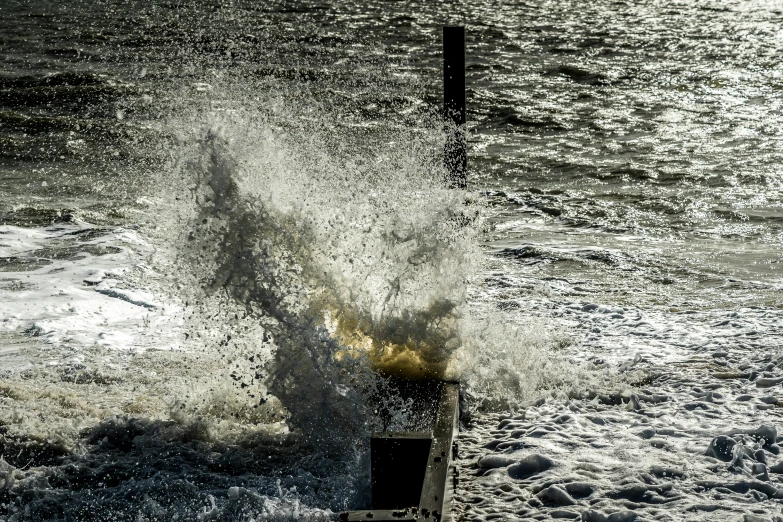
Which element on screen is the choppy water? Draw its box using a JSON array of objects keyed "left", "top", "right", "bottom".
[{"left": 1, "top": 1, "right": 782, "bottom": 521}]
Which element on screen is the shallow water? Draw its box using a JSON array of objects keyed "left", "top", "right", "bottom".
[{"left": 1, "top": 1, "right": 782, "bottom": 521}]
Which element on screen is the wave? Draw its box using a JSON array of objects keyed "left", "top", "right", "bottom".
[
  {"left": 148, "top": 80, "right": 581, "bottom": 448},
  {"left": 149, "top": 89, "right": 482, "bottom": 452}
]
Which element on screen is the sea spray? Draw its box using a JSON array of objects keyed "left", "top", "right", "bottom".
[
  {"left": 150, "top": 79, "right": 586, "bottom": 438},
  {"left": 157, "top": 96, "right": 483, "bottom": 445}
]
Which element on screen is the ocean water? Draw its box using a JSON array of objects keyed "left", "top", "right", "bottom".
[{"left": 1, "top": 1, "right": 782, "bottom": 521}]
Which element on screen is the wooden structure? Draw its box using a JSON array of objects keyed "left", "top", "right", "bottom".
[
  {"left": 339, "top": 26, "right": 467, "bottom": 522},
  {"left": 443, "top": 26, "right": 467, "bottom": 189},
  {"left": 340, "top": 383, "right": 460, "bottom": 522}
]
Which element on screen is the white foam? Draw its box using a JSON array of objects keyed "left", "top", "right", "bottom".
[
  {"left": 0, "top": 224, "right": 180, "bottom": 367},
  {"left": 453, "top": 255, "right": 783, "bottom": 521}
]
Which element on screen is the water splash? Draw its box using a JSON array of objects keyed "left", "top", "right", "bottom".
[{"left": 153, "top": 88, "right": 486, "bottom": 449}]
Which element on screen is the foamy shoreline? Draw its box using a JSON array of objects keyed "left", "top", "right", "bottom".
[{"left": 455, "top": 297, "right": 783, "bottom": 521}]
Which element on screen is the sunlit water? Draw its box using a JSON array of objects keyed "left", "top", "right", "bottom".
[{"left": 1, "top": 1, "right": 782, "bottom": 520}]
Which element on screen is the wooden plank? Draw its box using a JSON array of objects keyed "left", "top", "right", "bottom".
[
  {"left": 418, "top": 383, "right": 460, "bottom": 521},
  {"left": 371, "top": 432, "right": 432, "bottom": 510},
  {"left": 340, "top": 508, "right": 419, "bottom": 521},
  {"left": 341, "top": 383, "right": 460, "bottom": 522},
  {"left": 443, "top": 26, "right": 466, "bottom": 125},
  {"left": 443, "top": 26, "right": 467, "bottom": 189}
]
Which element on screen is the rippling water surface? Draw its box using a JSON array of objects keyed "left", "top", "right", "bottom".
[{"left": 1, "top": 1, "right": 782, "bottom": 520}]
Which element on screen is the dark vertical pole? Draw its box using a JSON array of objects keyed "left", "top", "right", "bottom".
[{"left": 443, "top": 26, "right": 466, "bottom": 189}]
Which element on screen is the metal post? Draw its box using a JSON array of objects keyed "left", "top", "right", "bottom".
[{"left": 443, "top": 26, "right": 466, "bottom": 189}]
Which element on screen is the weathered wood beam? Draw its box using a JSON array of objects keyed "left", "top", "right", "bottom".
[{"left": 341, "top": 383, "right": 460, "bottom": 522}]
